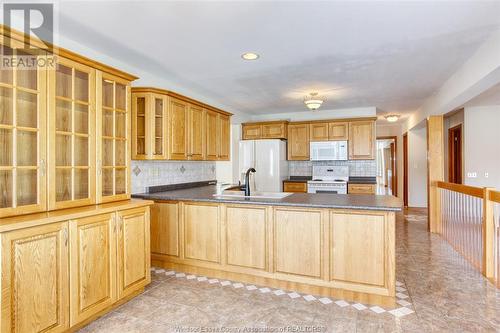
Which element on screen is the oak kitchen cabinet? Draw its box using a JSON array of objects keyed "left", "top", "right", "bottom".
[
  {"left": 348, "top": 183, "right": 376, "bottom": 194},
  {"left": 349, "top": 120, "right": 375, "bottom": 160},
  {"left": 283, "top": 181, "right": 308, "bottom": 193},
  {"left": 0, "top": 27, "right": 137, "bottom": 218},
  {"left": 287, "top": 123, "right": 310, "bottom": 160},
  {"left": 286, "top": 118, "right": 375, "bottom": 161},
  {"left": 131, "top": 92, "right": 167, "bottom": 160},
  {"left": 131, "top": 88, "right": 231, "bottom": 161},
  {"left": 242, "top": 121, "right": 288, "bottom": 140},
  {"left": 0, "top": 200, "right": 151, "bottom": 333},
  {"left": 310, "top": 122, "right": 329, "bottom": 141},
  {"left": 148, "top": 200, "right": 397, "bottom": 298}
]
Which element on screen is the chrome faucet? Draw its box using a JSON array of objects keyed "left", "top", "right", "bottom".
[{"left": 244, "top": 168, "right": 256, "bottom": 196}]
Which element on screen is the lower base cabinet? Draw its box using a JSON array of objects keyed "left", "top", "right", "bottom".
[
  {"left": 0, "top": 202, "right": 151, "bottom": 333},
  {"left": 70, "top": 213, "right": 117, "bottom": 326},
  {"left": 1, "top": 222, "right": 70, "bottom": 333}
]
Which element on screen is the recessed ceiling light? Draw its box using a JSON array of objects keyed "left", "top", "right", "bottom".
[
  {"left": 241, "top": 52, "right": 259, "bottom": 60},
  {"left": 385, "top": 115, "right": 400, "bottom": 122}
]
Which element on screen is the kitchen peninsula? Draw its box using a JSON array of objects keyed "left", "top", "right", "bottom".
[{"left": 133, "top": 183, "right": 402, "bottom": 302}]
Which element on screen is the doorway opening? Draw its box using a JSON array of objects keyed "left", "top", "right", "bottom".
[
  {"left": 376, "top": 136, "right": 397, "bottom": 196},
  {"left": 403, "top": 133, "right": 408, "bottom": 207},
  {"left": 448, "top": 124, "right": 462, "bottom": 184}
]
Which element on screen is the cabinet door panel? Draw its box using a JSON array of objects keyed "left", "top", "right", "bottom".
[
  {"left": 226, "top": 206, "right": 267, "bottom": 270},
  {"left": 329, "top": 122, "right": 348, "bottom": 140},
  {"left": 274, "top": 208, "right": 322, "bottom": 278},
  {"left": 0, "top": 48, "right": 47, "bottom": 217},
  {"left": 242, "top": 124, "right": 262, "bottom": 140},
  {"left": 188, "top": 105, "right": 205, "bottom": 160},
  {"left": 152, "top": 95, "right": 167, "bottom": 159},
  {"left": 310, "top": 123, "right": 329, "bottom": 141},
  {"left": 97, "top": 73, "right": 131, "bottom": 203},
  {"left": 1, "top": 222, "right": 69, "bottom": 333},
  {"left": 70, "top": 214, "right": 116, "bottom": 325},
  {"left": 184, "top": 203, "right": 219, "bottom": 263},
  {"left": 262, "top": 123, "right": 286, "bottom": 139},
  {"left": 49, "top": 58, "right": 96, "bottom": 210},
  {"left": 349, "top": 121, "right": 375, "bottom": 160},
  {"left": 117, "top": 207, "right": 150, "bottom": 299},
  {"left": 151, "top": 202, "right": 179, "bottom": 256},
  {"left": 287, "top": 124, "right": 309, "bottom": 160},
  {"left": 218, "top": 114, "right": 230, "bottom": 160},
  {"left": 169, "top": 98, "right": 188, "bottom": 160},
  {"left": 205, "top": 110, "right": 218, "bottom": 160},
  {"left": 331, "top": 212, "right": 385, "bottom": 286},
  {"left": 131, "top": 93, "right": 148, "bottom": 159}
]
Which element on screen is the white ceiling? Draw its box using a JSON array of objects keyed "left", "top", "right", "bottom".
[{"left": 57, "top": 1, "right": 500, "bottom": 117}]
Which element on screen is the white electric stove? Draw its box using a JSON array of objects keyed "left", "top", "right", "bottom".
[{"left": 307, "top": 166, "right": 349, "bottom": 194}]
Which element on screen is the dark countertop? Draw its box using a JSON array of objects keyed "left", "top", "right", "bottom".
[
  {"left": 348, "top": 177, "right": 377, "bottom": 184},
  {"left": 284, "top": 176, "right": 312, "bottom": 183},
  {"left": 132, "top": 185, "right": 402, "bottom": 212}
]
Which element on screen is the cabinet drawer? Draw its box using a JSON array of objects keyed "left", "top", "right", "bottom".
[
  {"left": 283, "top": 182, "right": 307, "bottom": 193},
  {"left": 348, "top": 184, "right": 376, "bottom": 194}
]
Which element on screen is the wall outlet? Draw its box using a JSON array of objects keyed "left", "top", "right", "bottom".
[
  {"left": 467, "top": 172, "right": 477, "bottom": 178},
  {"left": 484, "top": 172, "right": 489, "bottom": 178}
]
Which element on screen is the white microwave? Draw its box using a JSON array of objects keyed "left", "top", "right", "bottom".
[{"left": 310, "top": 141, "right": 348, "bottom": 161}]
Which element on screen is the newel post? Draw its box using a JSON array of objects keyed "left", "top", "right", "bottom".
[
  {"left": 427, "top": 116, "right": 444, "bottom": 233},
  {"left": 483, "top": 187, "right": 494, "bottom": 278}
]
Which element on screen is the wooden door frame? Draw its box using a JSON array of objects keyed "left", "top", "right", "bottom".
[
  {"left": 376, "top": 136, "right": 398, "bottom": 197},
  {"left": 448, "top": 124, "right": 462, "bottom": 184},
  {"left": 403, "top": 133, "right": 408, "bottom": 207}
]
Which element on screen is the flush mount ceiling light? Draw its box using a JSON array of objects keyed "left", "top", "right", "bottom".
[
  {"left": 241, "top": 52, "right": 259, "bottom": 60},
  {"left": 304, "top": 92, "right": 325, "bottom": 111},
  {"left": 385, "top": 114, "right": 400, "bottom": 122}
]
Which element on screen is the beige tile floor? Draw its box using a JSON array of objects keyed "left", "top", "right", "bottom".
[{"left": 79, "top": 209, "right": 500, "bottom": 332}]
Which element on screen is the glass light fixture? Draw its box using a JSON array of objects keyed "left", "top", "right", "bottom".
[
  {"left": 241, "top": 52, "right": 260, "bottom": 60},
  {"left": 385, "top": 115, "right": 400, "bottom": 122},
  {"left": 304, "top": 92, "right": 325, "bottom": 111}
]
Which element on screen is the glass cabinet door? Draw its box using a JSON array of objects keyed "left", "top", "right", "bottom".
[
  {"left": 49, "top": 58, "right": 96, "bottom": 209},
  {"left": 0, "top": 44, "right": 47, "bottom": 217},
  {"left": 131, "top": 93, "right": 147, "bottom": 159},
  {"left": 152, "top": 94, "right": 166, "bottom": 159},
  {"left": 98, "top": 74, "right": 130, "bottom": 203}
]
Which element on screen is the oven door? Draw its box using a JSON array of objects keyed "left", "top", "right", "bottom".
[{"left": 308, "top": 184, "right": 347, "bottom": 194}]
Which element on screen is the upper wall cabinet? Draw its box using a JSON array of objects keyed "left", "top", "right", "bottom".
[
  {"left": 287, "top": 123, "right": 310, "bottom": 160},
  {"left": 242, "top": 121, "right": 288, "bottom": 140},
  {"left": 286, "top": 118, "right": 375, "bottom": 161},
  {"left": 0, "top": 43, "right": 47, "bottom": 217},
  {"left": 131, "top": 87, "right": 231, "bottom": 161},
  {"left": 310, "top": 123, "right": 329, "bottom": 141},
  {"left": 97, "top": 73, "right": 132, "bottom": 203},
  {"left": 49, "top": 57, "right": 96, "bottom": 210},
  {"left": 0, "top": 27, "right": 137, "bottom": 217},
  {"left": 349, "top": 120, "right": 375, "bottom": 160},
  {"left": 131, "top": 92, "right": 167, "bottom": 160},
  {"left": 329, "top": 122, "right": 348, "bottom": 140}
]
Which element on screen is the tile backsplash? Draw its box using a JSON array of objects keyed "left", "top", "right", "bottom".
[
  {"left": 131, "top": 160, "right": 216, "bottom": 194},
  {"left": 289, "top": 160, "right": 376, "bottom": 177}
]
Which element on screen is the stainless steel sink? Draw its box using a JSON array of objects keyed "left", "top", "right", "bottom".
[{"left": 213, "top": 190, "right": 292, "bottom": 199}]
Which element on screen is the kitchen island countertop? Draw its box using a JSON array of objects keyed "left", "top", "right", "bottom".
[{"left": 132, "top": 185, "right": 402, "bottom": 211}]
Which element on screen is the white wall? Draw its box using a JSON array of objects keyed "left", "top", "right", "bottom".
[
  {"left": 463, "top": 106, "right": 500, "bottom": 189},
  {"left": 376, "top": 123, "right": 404, "bottom": 199},
  {"left": 403, "top": 28, "right": 500, "bottom": 133},
  {"left": 408, "top": 125, "right": 428, "bottom": 207}
]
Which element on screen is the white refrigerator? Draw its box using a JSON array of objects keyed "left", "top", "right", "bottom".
[{"left": 238, "top": 140, "right": 288, "bottom": 192}]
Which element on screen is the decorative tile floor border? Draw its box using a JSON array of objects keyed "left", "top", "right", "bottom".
[{"left": 150, "top": 267, "right": 415, "bottom": 318}]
